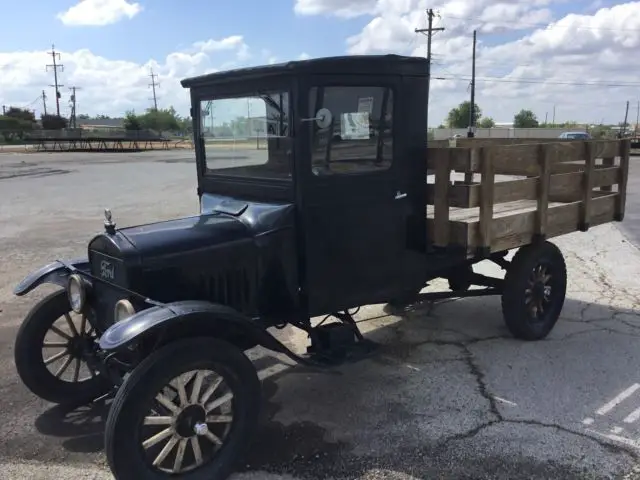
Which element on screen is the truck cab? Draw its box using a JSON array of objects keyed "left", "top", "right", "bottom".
[{"left": 184, "top": 54, "right": 430, "bottom": 318}]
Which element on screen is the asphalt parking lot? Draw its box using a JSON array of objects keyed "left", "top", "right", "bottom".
[{"left": 1, "top": 150, "right": 640, "bottom": 479}]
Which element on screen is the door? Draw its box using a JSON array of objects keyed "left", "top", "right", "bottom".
[{"left": 299, "top": 78, "right": 427, "bottom": 316}]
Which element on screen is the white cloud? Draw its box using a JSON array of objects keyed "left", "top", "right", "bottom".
[
  {"left": 304, "top": 0, "right": 640, "bottom": 125},
  {"left": 294, "top": 0, "right": 378, "bottom": 18},
  {"left": 57, "top": 0, "right": 142, "bottom": 26},
  {"left": 0, "top": 36, "right": 252, "bottom": 118}
]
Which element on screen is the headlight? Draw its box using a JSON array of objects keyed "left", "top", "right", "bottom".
[
  {"left": 67, "top": 274, "right": 87, "bottom": 313},
  {"left": 114, "top": 299, "right": 136, "bottom": 323}
]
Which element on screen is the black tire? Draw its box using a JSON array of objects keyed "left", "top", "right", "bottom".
[
  {"left": 501, "top": 241, "right": 567, "bottom": 340},
  {"left": 14, "top": 289, "right": 111, "bottom": 405},
  {"left": 105, "top": 337, "right": 261, "bottom": 480}
]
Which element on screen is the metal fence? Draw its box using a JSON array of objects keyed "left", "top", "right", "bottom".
[
  {"left": 23, "top": 128, "right": 170, "bottom": 141},
  {"left": 430, "top": 127, "right": 588, "bottom": 141}
]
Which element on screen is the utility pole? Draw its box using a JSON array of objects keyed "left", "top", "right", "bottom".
[
  {"left": 46, "top": 44, "right": 64, "bottom": 117},
  {"left": 467, "top": 30, "right": 477, "bottom": 138},
  {"left": 41, "top": 90, "right": 48, "bottom": 116},
  {"left": 545, "top": 112, "right": 548, "bottom": 124},
  {"left": 552, "top": 105, "right": 556, "bottom": 126},
  {"left": 622, "top": 100, "right": 630, "bottom": 137},
  {"left": 635, "top": 100, "right": 639, "bottom": 136},
  {"left": 69, "top": 86, "right": 80, "bottom": 128},
  {"left": 415, "top": 8, "right": 445, "bottom": 130},
  {"left": 149, "top": 68, "right": 159, "bottom": 111},
  {"left": 2, "top": 105, "right": 6, "bottom": 115}
]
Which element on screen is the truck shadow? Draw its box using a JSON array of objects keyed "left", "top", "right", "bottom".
[{"left": 32, "top": 294, "right": 640, "bottom": 477}]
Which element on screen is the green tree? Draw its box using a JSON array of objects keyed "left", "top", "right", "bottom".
[
  {"left": 478, "top": 117, "right": 495, "bottom": 128},
  {"left": 446, "top": 101, "right": 482, "bottom": 128},
  {"left": 40, "top": 114, "right": 67, "bottom": 130},
  {"left": 5, "top": 107, "right": 36, "bottom": 123},
  {"left": 123, "top": 110, "right": 142, "bottom": 130},
  {"left": 513, "top": 109, "right": 539, "bottom": 128},
  {"left": 139, "top": 107, "right": 180, "bottom": 132}
]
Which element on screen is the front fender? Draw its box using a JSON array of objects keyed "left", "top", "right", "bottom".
[
  {"left": 14, "top": 258, "right": 89, "bottom": 296},
  {"left": 98, "top": 300, "right": 286, "bottom": 354}
]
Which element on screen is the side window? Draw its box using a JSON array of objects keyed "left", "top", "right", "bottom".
[{"left": 308, "top": 86, "right": 393, "bottom": 175}]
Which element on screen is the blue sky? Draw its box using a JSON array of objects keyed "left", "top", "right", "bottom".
[
  {"left": 1, "top": 0, "right": 367, "bottom": 65},
  {"left": 0, "top": 0, "right": 638, "bottom": 125}
]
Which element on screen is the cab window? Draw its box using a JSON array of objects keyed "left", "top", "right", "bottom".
[{"left": 308, "top": 86, "right": 393, "bottom": 176}]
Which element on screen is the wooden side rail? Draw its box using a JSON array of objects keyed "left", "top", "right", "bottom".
[{"left": 426, "top": 139, "right": 631, "bottom": 254}]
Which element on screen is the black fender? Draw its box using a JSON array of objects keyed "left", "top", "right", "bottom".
[
  {"left": 98, "top": 300, "right": 299, "bottom": 362},
  {"left": 14, "top": 258, "right": 89, "bottom": 296}
]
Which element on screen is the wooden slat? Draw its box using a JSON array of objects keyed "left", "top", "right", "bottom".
[
  {"left": 433, "top": 153, "right": 451, "bottom": 246},
  {"left": 433, "top": 140, "right": 621, "bottom": 175},
  {"left": 428, "top": 147, "right": 473, "bottom": 172},
  {"left": 580, "top": 142, "right": 596, "bottom": 230},
  {"left": 478, "top": 147, "right": 495, "bottom": 251},
  {"left": 426, "top": 184, "right": 469, "bottom": 208},
  {"left": 617, "top": 140, "right": 630, "bottom": 220},
  {"left": 600, "top": 157, "right": 615, "bottom": 192},
  {"left": 459, "top": 194, "right": 618, "bottom": 254},
  {"left": 536, "top": 144, "right": 551, "bottom": 237},
  {"left": 457, "top": 165, "right": 620, "bottom": 208}
]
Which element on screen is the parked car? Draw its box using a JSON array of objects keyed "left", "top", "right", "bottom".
[{"left": 558, "top": 131, "right": 591, "bottom": 140}]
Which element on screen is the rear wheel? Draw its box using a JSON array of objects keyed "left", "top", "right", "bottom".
[
  {"left": 501, "top": 241, "right": 567, "bottom": 340},
  {"left": 105, "top": 337, "right": 261, "bottom": 480},
  {"left": 14, "top": 290, "right": 111, "bottom": 405}
]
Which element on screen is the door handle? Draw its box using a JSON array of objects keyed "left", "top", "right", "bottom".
[{"left": 395, "top": 191, "right": 407, "bottom": 200}]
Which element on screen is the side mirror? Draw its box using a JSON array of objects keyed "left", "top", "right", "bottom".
[{"left": 301, "top": 108, "right": 332, "bottom": 129}]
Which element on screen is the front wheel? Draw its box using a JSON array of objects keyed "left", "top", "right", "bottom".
[
  {"left": 501, "top": 241, "right": 567, "bottom": 340},
  {"left": 14, "top": 290, "right": 111, "bottom": 405},
  {"left": 105, "top": 337, "right": 261, "bottom": 480}
]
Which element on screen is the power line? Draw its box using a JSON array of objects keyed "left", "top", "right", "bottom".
[
  {"left": 149, "top": 68, "right": 159, "bottom": 111},
  {"left": 41, "top": 90, "right": 47, "bottom": 116},
  {"left": 442, "top": 14, "right": 640, "bottom": 32},
  {"left": 467, "top": 29, "right": 476, "bottom": 137},
  {"left": 46, "top": 44, "right": 64, "bottom": 117},
  {"left": 415, "top": 8, "right": 445, "bottom": 129},
  {"left": 434, "top": 75, "right": 640, "bottom": 87},
  {"left": 69, "top": 86, "right": 81, "bottom": 128}
]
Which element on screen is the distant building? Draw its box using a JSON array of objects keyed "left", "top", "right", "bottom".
[{"left": 77, "top": 118, "right": 124, "bottom": 131}]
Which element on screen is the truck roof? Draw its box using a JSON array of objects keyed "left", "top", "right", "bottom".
[{"left": 180, "top": 54, "right": 429, "bottom": 88}]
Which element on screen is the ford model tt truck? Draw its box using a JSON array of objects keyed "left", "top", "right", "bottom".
[{"left": 12, "top": 55, "right": 630, "bottom": 479}]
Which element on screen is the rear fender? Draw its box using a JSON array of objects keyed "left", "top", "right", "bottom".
[
  {"left": 14, "top": 258, "right": 89, "bottom": 296},
  {"left": 98, "top": 300, "right": 289, "bottom": 355}
]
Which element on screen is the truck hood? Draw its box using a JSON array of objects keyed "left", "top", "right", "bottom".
[{"left": 118, "top": 213, "right": 251, "bottom": 261}]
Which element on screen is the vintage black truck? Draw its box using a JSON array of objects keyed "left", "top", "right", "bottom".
[{"left": 12, "top": 55, "right": 630, "bottom": 479}]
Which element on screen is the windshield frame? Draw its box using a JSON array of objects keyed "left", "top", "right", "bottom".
[{"left": 191, "top": 76, "right": 295, "bottom": 202}]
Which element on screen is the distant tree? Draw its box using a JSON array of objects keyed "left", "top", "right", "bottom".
[
  {"left": 588, "top": 125, "right": 613, "bottom": 139},
  {"left": 446, "top": 101, "right": 482, "bottom": 128},
  {"left": 96, "top": 114, "right": 112, "bottom": 119},
  {"left": 0, "top": 116, "right": 33, "bottom": 141},
  {"left": 139, "top": 107, "right": 180, "bottom": 132},
  {"left": 5, "top": 107, "right": 36, "bottom": 123},
  {"left": 78, "top": 113, "right": 90, "bottom": 120},
  {"left": 123, "top": 110, "right": 142, "bottom": 130},
  {"left": 513, "top": 109, "right": 539, "bottom": 128},
  {"left": 41, "top": 114, "right": 68, "bottom": 130},
  {"left": 478, "top": 117, "right": 495, "bottom": 128}
]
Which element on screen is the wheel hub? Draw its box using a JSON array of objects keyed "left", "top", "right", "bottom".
[
  {"left": 175, "top": 404, "right": 206, "bottom": 438},
  {"left": 66, "top": 334, "right": 92, "bottom": 359}
]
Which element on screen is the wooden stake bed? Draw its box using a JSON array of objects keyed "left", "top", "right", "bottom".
[{"left": 426, "top": 139, "right": 631, "bottom": 257}]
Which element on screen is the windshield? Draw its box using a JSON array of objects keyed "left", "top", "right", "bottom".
[{"left": 199, "top": 91, "right": 291, "bottom": 180}]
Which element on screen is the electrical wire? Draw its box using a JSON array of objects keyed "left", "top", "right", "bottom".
[
  {"left": 434, "top": 75, "right": 640, "bottom": 87},
  {"left": 441, "top": 13, "right": 640, "bottom": 32}
]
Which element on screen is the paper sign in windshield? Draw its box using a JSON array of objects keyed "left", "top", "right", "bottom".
[{"left": 341, "top": 112, "right": 370, "bottom": 140}]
